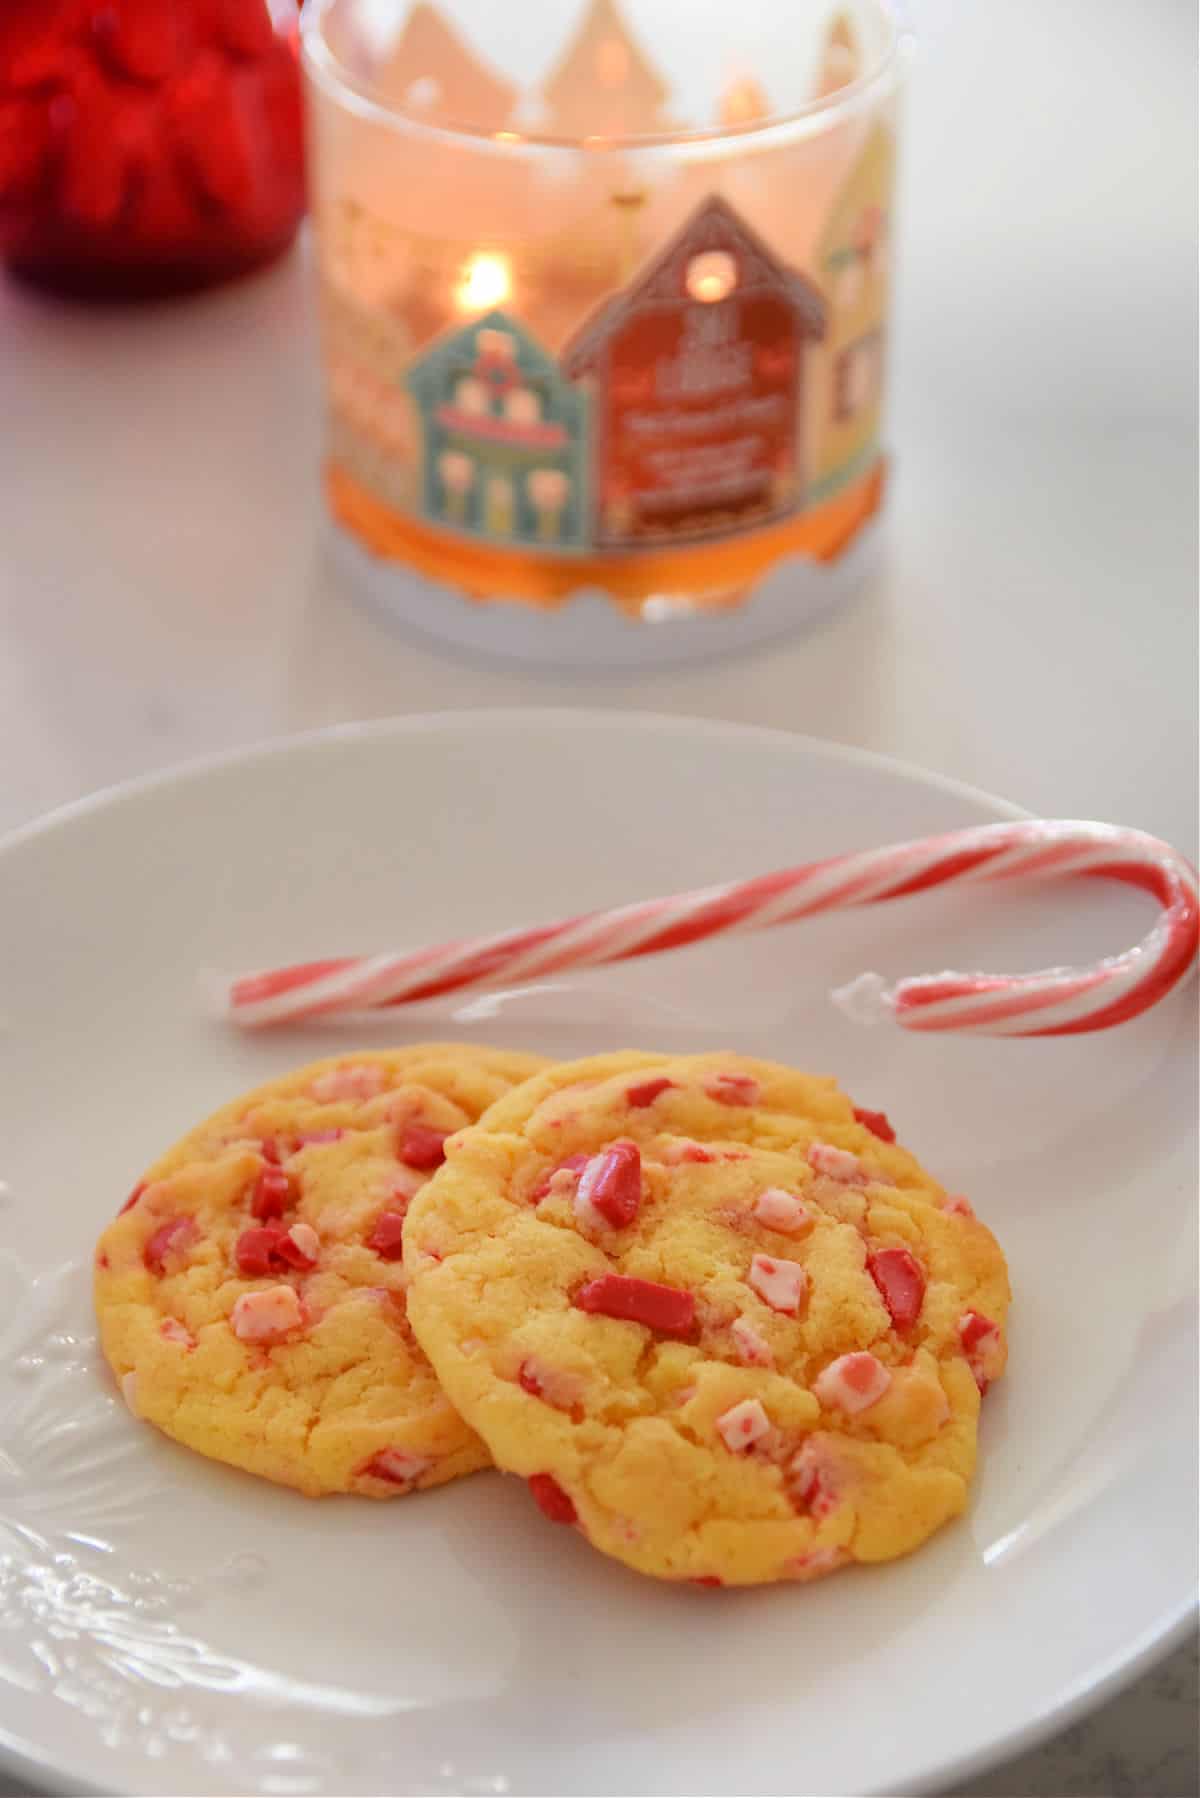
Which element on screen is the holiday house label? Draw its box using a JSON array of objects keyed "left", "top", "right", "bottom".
[{"left": 562, "top": 196, "right": 826, "bottom": 548}]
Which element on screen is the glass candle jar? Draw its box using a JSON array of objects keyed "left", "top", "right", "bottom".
[{"left": 304, "top": 0, "right": 907, "bottom": 664}]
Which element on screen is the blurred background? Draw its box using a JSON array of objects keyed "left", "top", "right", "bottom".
[{"left": 0, "top": 3, "right": 1196, "bottom": 1791}]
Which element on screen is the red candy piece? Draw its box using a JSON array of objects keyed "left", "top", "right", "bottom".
[
  {"left": 958, "top": 1308, "right": 1003, "bottom": 1394},
  {"left": 528, "top": 1472, "right": 577, "bottom": 1525},
  {"left": 867, "top": 1248, "right": 926, "bottom": 1331},
  {"left": 235, "top": 1221, "right": 317, "bottom": 1275},
  {"left": 574, "top": 1272, "right": 695, "bottom": 1335},
  {"left": 259, "top": 1136, "right": 282, "bottom": 1164},
  {"left": 398, "top": 1124, "right": 448, "bottom": 1170},
  {"left": 691, "top": 1575, "right": 723, "bottom": 1588},
  {"left": 626, "top": 1077, "right": 675, "bottom": 1108},
  {"left": 532, "top": 1152, "right": 588, "bottom": 1201},
  {"left": 119, "top": 1181, "right": 146, "bottom": 1215},
  {"left": 277, "top": 1224, "right": 318, "bottom": 1270},
  {"left": 251, "top": 1164, "right": 292, "bottom": 1220},
  {"left": 143, "top": 1215, "right": 197, "bottom": 1273},
  {"left": 959, "top": 1309, "right": 997, "bottom": 1353},
  {"left": 705, "top": 1073, "right": 759, "bottom": 1106},
  {"left": 235, "top": 1224, "right": 286, "bottom": 1276},
  {"left": 518, "top": 1360, "right": 544, "bottom": 1397},
  {"left": 367, "top": 1208, "right": 408, "bottom": 1261},
  {"left": 578, "top": 1142, "right": 642, "bottom": 1229},
  {"left": 854, "top": 1106, "right": 896, "bottom": 1143}
]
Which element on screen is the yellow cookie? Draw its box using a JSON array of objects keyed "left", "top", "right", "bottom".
[
  {"left": 404, "top": 1052, "right": 1010, "bottom": 1586},
  {"left": 94, "top": 1045, "right": 548, "bottom": 1497}
]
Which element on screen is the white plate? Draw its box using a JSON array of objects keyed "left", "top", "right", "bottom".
[{"left": 0, "top": 711, "right": 1195, "bottom": 1798}]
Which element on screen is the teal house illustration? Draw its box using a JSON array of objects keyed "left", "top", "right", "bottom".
[{"left": 405, "top": 310, "right": 589, "bottom": 548}]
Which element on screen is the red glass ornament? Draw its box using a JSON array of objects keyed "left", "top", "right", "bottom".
[{"left": 0, "top": 0, "right": 304, "bottom": 299}]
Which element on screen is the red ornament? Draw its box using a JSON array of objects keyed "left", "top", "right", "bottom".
[{"left": 0, "top": 0, "right": 304, "bottom": 298}]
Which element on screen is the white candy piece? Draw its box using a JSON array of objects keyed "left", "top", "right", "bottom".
[
  {"left": 813, "top": 1351, "right": 891, "bottom": 1413},
  {"left": 120, "top": 1371, "right": 140, "bottom": 1414},
  {"left": 572, "top": 1154, "right": 610, "bottom": 1233},
  {"left": 807, "top": 1141, "right": 865, "bottom": 1183},
  {"left": 731, "top": 1315, "right": 774, "bottom": 1367},
  {"left": 752, "top": 1188, "right": 811, "bottom": 1235},
  {"left": 369, "top": 1448, "right": 432, "bottom": 1485},
  {"left": 749, "top": 1253, "right": 808, "bottom": 1314},
  {"left": 287, "top": 1221, "right": 321, "bottom": 1262},
  {"left": 310, "top": 1063, "right": 387, "bottom": 1102},
  {"left": 232, "top": 1284, "right": 303, "bottom": 1344},
  {"left": 786, "top": 1546, "right": 849, "bottom": 1582},
  {"left": 716, "top": 1397, "right": 772, "bottom": 1452}
]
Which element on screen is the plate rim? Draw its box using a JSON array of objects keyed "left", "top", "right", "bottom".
[
  {"left": 0, "top": 706, "right": 1033, "bottom": 863},
  {"left": 0, "top": 708, "right": 1193, "bottom": 1798}
]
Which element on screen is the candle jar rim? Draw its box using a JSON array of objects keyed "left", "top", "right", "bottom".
[{"left": 303, "top": 0, "right": 910, "bottom": 157}]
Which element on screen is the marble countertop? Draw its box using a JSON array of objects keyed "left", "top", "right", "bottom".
[{"left": 0, "top": 0, "right": 1195, "bottom": 1792}]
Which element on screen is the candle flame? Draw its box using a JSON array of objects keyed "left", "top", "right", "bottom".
[{"left": 457, "top": 252, "right": 512, "bottom": 313}]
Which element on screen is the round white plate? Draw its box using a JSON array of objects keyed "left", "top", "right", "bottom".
[{"left": 0, "top": 712, "right": 1194, "bottom": 1798}]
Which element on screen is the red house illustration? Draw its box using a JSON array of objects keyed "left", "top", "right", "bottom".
[{"left": 562, "top": 194, "right": 827, "bottom": 548}]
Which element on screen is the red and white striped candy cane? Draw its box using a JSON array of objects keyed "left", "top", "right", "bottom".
[{"left": 221, "top": 820, "right": 1198, "bottom": 1036}]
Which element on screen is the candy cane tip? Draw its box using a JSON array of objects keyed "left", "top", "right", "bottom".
[{"left": 831, "top": 970, "right": 898, "bottom": 1027}]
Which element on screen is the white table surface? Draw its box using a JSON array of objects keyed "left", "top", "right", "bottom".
[{"left": 0, "top": 1, "right": 1195, "bottom": 1794}]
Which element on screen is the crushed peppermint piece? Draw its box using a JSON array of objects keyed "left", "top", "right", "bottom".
[
  {"left": 716, "top": 1396, "right": 771, "bottom": 1452},
  {"left": 367, "top": 1208, "right": 408, "bottom": 1260},
  {"left": 958, "top": 1309, "right": 1003, "bottom": 1390},
  {"left": 574, "top": 1142, "right": 641, "bottom": 1231},
  {"left": 159, "top": 1318, "right": 195, "bottom": 1349},
  {"left": 942, "top": 1194, "right": 975, "bottom": 1219},
  {"left": 293, "top": 1129, "right": 345, "bottom": 1150},
  {"left": 705, "top": 1072, "right": 760, "bottom": 1106},
  {"left": 660, "top": 1139, "right": 716, "bottom": 1165},
  {"left": 752, "top": 1188, "right": 811, "bottom": 1235},
  {"left": 119, "top": 1181, "right": 145, "bottom": 1215},
  {"left": 813, "top": 1351, "right": 891, "bottom": 1413},
  {"left": 867, "top": 1247, "right": 925, "bottom": 1330},
  {"left": 251, "top": 1164, "right": 292, "bottom": 1219},
  {"left": 853, "top": 1106, "right": 896, "bottom": 1142},
  {"left": 787, "top": 1440, "right": 840, "bottom": 1518},
  {"left": 528, "top": 1472, "right": 577, "bottom": 1524},
  {"left": 121, "top": 1371, "right": 139, "bottom": 1414},
  {"left": 398, "top": 1124, "right": 448, "bottom": 1170},
  {"left": 231, "top": 1284, "right": 303, "bottom": 1344},
  {"left": 284, "top": 1221, "right": 320, "bottom": 1267},
  {"left": 574, "top": 1272, "right": 695, "bottom": 1335},
  {"left": 532, "top": 1152, "right": 588, "bottom": 1201},
  {"left": 235, "top": 1224, "right": 289, "bottom": 1276},
  {"left": 143, "top": 1215, "right": 198, "bottom": 1274},
  {"left": 626, "top": 1077, "right": 675, "bottom": 1108},
  {"left": 362, "top": 1447, "right": 431, "bottom": 1485},
  {"left": 785, "top": 1546, "right": 849, "bottom": 1582},
  {"left": 518, "top": 1357, "right": 584, "bottom": 1409},
  {"left": 310, "top": 1063, "right": 387, "bottom": 1102},
  {"left": 748, "top": 1253, "right": 807, "bottom": 1315},
  {"left": 806, "top": 1141, "right": 865, "bottom": 1183},
  {"left": 731, "top": 1314, "right": 774, "bottom": 1367}
]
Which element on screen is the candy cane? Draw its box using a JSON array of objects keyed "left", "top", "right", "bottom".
[{"left": 220, "top": 821, "right": 1198, "bottom": 1036}]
